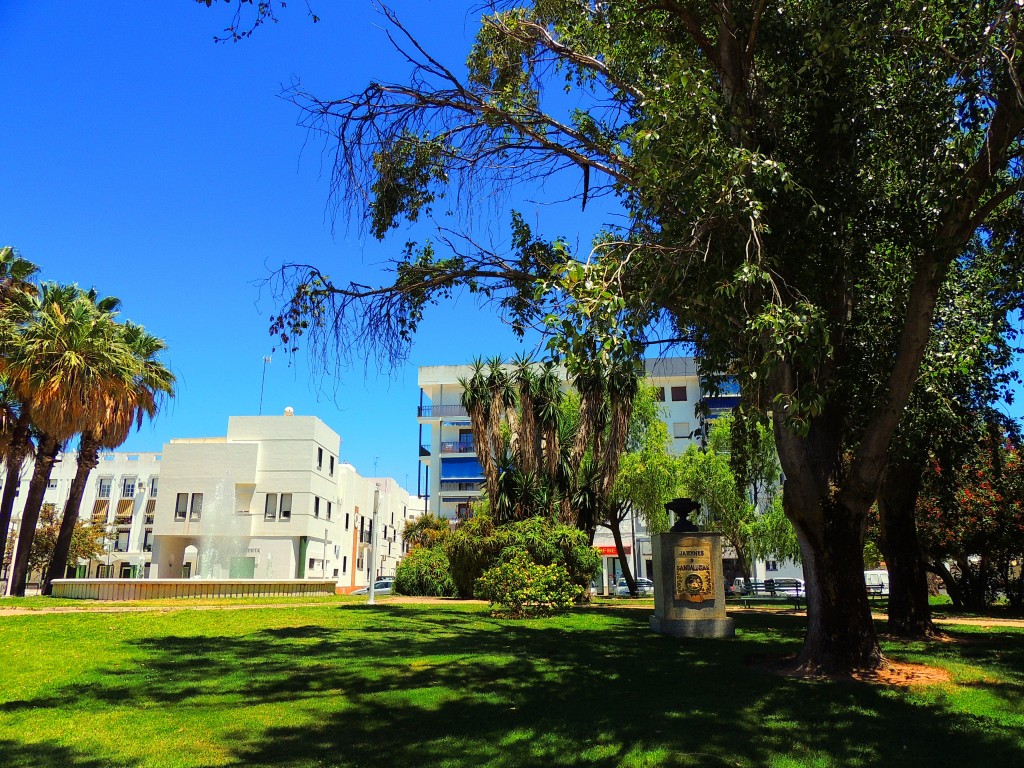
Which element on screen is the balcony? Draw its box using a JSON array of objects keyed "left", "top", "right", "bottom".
[
  {"left": 440, "top": 481, "right": 483, "bottom": 492},
  {"left": 440, "top": 441, "right": 475, "bottom": 454},
  {"left": 418, "top": 404, "right": 468, "bottom": 418}
]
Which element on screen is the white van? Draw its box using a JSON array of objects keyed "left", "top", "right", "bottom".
[{"left": 864, "top": 570, "right": 890, "bottom": 596}]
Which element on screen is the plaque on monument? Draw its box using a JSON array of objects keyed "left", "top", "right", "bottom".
[{"left": 674, "top": 537, "right": 714, "bottom": 602}]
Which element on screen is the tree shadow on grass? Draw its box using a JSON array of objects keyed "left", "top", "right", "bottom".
[
  {"left": 3, "top": 605, "right": 1023, "bottom": 767},
  {"left": 0, "top": 739, "right": 137, "bottom": 768}
]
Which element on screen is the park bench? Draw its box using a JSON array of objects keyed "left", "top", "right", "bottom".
[{"left": 739, "top": 580, "right": 805, "bottom": 610}]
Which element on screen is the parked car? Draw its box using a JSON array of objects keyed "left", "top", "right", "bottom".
[
  {"left": 352, "top": 578, "right": 394, "bottom": 596},
  {"left": 615, "top": 577, "right": 655, "bottom": 597}
]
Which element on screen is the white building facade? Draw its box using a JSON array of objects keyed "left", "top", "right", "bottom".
[{"left": 1, "top": 411, "right": 421, "bottom": 592}]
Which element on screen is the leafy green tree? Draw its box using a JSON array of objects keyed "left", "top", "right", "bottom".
[
  {"left": 602, "top": 383, "right": 679, "bottom": 596},
  {"left": 680, "top": 416, "right": 797, "bottom": 584},
  {"left": 21, "top": 503, "right": 105, "bottom": 579},
  {"left": 268, "top": 3, "right": 1024, "bottom": 671}
]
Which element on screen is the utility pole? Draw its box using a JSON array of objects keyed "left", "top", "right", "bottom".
[{"left": 258, "top": 356, "right": 271, "bottom": 415}]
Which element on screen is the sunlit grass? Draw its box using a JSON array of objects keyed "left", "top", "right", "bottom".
[{"left": 0, "top": 601, "right": 1021, "bottom": 767}]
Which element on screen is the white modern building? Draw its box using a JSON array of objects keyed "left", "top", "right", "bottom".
[{"left": 1, "top": 410, "right": 421, "bottom": 592}]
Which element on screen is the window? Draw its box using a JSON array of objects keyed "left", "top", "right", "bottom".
[
  {"left": 317, "top": 447, "right": 323, "bottom": 470},
  {"left": 673, "top": 422, "right": 691, "bottom": 439},
  {"left": 345, "top": 513, "right": 350, "bottom": 530},
  {"left": 671, "top": 386, "right": 688, "bottom": 401},
  {"left": 149, "top": 477, "right": 158, "bottom": 497},
  {"left": 333, "top": 569, "right": 339, "bottom": 578},
  {"left": 265, "top": 493, "right": 278, "bottom": 520},
  {"left": 356, "top": 554, "right": 364, "bottom": 571},
  {"left": 175, "top": 493, "right": 188, "bottom": 521},
  {"left": 326, "top": 501, "right": 332, "bottom": 521},
  {"left": 456, "top": 503, "right": 471, "bottom": 520},
  {"left": 765, "top": 560, "right": 779, "bottom": 572},
  {"left": 308, "top": 558, "right": 316, "bottom": 570},
  {"left": 655, "top": 387, "right": 665, "bottom": 402},
  {"left": 329, "top": 456, "right": 335, "bottom": 476},
  {"left": 47, "top": 479, "right": 58, "bottom": 490},
  {"left": 342, "top": 555, "right": 347, "bottom": 573},
  {"left": 190, "top": 493, "right": 203, "bottom": 520},
  {"left": 314, "top": 496, "right": 320, "bottom": 519},
  {"left": 121, "top": 477, "right": 137, "bottom": 498},
  {"left": 115, "top": 530, "right": 130, "bottom": 552},
  {"left": 98, "top": 478, "right": 112, "bottom": 499},
  {"left": 143, "top": 530, "right": 154, "bottom": 552},
  {"left": 279, "top": 493, "right": 292, "bottom": 520}
]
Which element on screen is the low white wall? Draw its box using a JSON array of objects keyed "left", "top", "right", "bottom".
[{"left": 51, "top": 578, "right": 336, "bottom": 601}]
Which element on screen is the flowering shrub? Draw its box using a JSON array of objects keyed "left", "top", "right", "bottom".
[{"left": 474, "top": 548, "right": 584, "bottom": 617}]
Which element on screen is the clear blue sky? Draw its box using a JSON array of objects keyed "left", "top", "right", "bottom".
[
  {"left": 2, "top": 2, "right": 1021, "bottom": 491},
  {"left": 0, "top": 1, "right": 594, "bottom": 489}
]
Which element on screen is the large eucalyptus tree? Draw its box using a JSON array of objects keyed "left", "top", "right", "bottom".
[{"left": 266, "top": 2, "right": 1024, "bottom": 672}]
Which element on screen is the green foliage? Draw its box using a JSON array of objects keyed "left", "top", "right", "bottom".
[
  {"left": 444, "top": 511, "right": 599, "bottom": 599},
  {"left": 401, "top": 513, "right": 452, "bottom": 550},
  {"left": 680, "top": 416, "right": 798, "bottom": 572},
  {"left": 370, "top": 131, "right": 449, "bottom": 240},
  {"left": 392, "top": 545, "right": 457, "bottom": 598},
  {"left": 475, "top": 548, "right": 583, "bottom": 617}
]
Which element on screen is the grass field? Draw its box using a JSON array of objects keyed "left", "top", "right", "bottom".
[{"left": 0, "top": 600, "right": 1021, "bottom": 767}]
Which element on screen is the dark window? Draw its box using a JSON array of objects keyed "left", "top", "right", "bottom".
[
  {"left": 317, "top": 447, "right": 323, "bottom": 470},
  {"left": 309, "top": 558, "right": 316, "bottom": 569},
  {"left": 656, "top": 387, "right": 665, "bottom": 402},
  {"left": 671, "top": 386, "right": 687, "bottom": 401},
  {"left": 280, "top": 493, "right": 292, "bottom": 520},
  {"left": 175, "top": 493, "right": 188, "bottom": 520},
  {"left": 265, "top": 493, "right": 278, "bottom": 520},
  {"left": 314, "top": 497, "right": 320, "bottom": 519},
  {"left": 190, "top": 493, "right": 203, "bottom": 520},
  {"left": 345, "top": 512, "right": 350, "bottom": 530},
  {"left": 327, "top": 501, "right": 332, "bottom": 521},
  {"left": 342, "top": 555, "right": 347, "bottom": 572},
  {"left": 329, "top": 456, "right": 335, "bottom": 476}
]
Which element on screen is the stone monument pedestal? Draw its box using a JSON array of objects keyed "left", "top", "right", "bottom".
[{"left": 649, "top": 532, "right": 735, "bottom": 639}]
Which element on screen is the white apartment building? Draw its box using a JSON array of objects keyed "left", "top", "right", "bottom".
[{"left": 1, "top": 410, "right": 421, "bottom": 591}]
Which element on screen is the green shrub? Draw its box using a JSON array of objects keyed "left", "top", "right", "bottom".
[
  {"left": 392, "top": 546, "right": 457, "bottom": 597},
  {"left": 444, "top": 511, "right": 600, "bottom": 599},
  {"left": 475, "top": 548, "right": 584, "bottom": 617}
]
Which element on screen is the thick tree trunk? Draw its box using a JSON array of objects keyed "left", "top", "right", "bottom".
[
  {"left": 877, "top": 459, "right": 935, "bottom": 637},
  {"left": 792, "top": 504, "right": 881, "bottom": 673},
  {"left": 41, "top": 434, "right": 100, "bottom": 595},
  {"left": 0, "top": 414, "right": 32, "bottom": 567},
  {"left": 8, "top": 436, "right": 60, "bottom": 597}
]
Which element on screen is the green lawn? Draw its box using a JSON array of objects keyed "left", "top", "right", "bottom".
[{"left": 0, "top": 601, "right": 1021, "bottom": 767}]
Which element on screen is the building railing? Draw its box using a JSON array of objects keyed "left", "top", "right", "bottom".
[
  {"left": 440, "top": 441, "right": 475, "bottom": 454},
  {"left": 440, "top": 481, "right": 483, "bottom": 492},
  {"left": 418, "top": 404, "right": 468, "bottom": 418}
]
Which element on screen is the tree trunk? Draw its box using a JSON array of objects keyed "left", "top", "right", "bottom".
[
  {"left": 877, "top": 458, "right": 935, "bottom": 637},
  {"left": 792, "top": 506, "right": 881, "bottom": 672},
  {"left": 0, "top": 414, "right": 32, "bottom": 568},
  {"left": 41, "top": 433, "right": 100, "bottom": 595},
  {"left": 929, "top": 560, "right": 964, "bottom": 607},
  {"left": 8, "top": 436, "right": 60, "bottom": 597},
  {"left": 608, "top": 513, "right": 636, "bottom": 596}
]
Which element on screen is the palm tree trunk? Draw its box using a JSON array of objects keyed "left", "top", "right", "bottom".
[
  {"left": 8, "top": 435, "right": 60, "bottom": 596},
  {"left": 0, "top": 413, "right": 32, "bottom": 572},
  {"left": 41, "top": 432, "right": 100, "bottom": 595}
]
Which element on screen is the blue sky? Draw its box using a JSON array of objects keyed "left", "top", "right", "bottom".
[
  {"left": 2, "top": 2, "right": 1021, "bottom": 491},
  {"left": 0, "top": 1, "right": 589, "bottom": 489}
]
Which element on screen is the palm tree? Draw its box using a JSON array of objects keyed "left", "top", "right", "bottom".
[
  {"left": 41, "top": 320, "right": 174, "bottom": 594},
  {"left": 0, "top": 249, "right": 39, "bottom": 568},
  {"left": 4, "top": 284, "right": 134, "bottom": 596}
]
